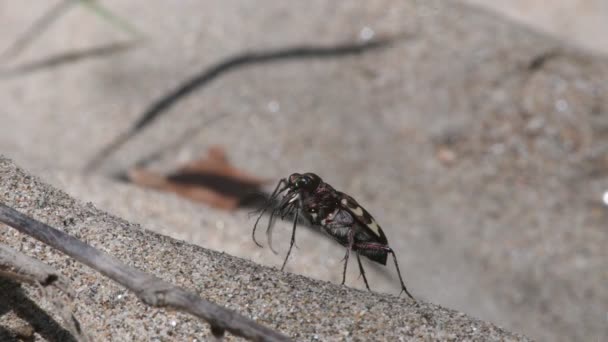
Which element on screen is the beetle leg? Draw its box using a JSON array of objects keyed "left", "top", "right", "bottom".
[
  {"left": 265, "top": 207, "right": 279, "bottom": 254},
  {"left": 341, "top": 228, "right": 356, "bottom": 285},
  {"left": 354, "top": 242, "right": 415, "bottom": 300},
  {"left": 356, "top": 252, "right": 371, "bottom": 291},
  {"left": 280, "top": 210, "right": 299, "bottom": 271},
  {"left": 252, "top": 179, "right": 286, "bottom": 247},
  {"left": 389, "top": 248, "right": 415, "bottom": 300}
]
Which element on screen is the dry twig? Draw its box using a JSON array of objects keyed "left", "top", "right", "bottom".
[
  {"left": 0, "top": 203, "right": 291, "bottom": 341},
  {"left": 0, "top": 243, "right": 69, "bottom": 291}
]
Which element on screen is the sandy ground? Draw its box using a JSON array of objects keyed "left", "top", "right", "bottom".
[
  {"left": 1, "top": 1, "right": 607, "bottom": 341},
  {"left": 465, "top": 0, "right": 608, "bottom": 54},
  {"left": 1, "top": 156, "right": 530, "bottom": 341}
]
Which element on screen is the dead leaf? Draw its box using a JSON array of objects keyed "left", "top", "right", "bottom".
[{"left": 128, "top": 146, "right": 268, "bottom": 210}]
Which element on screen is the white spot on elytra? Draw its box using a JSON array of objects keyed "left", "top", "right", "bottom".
[
  {"left": 350, "top": 206, "right": 364, "bottom": 217},
  {"left": 368, "top": 220, "right": 381, "bottom": 236}
]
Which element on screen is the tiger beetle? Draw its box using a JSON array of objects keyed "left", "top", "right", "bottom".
[{"left": 252, "top": 172, "right": 415, "bottom": 299}]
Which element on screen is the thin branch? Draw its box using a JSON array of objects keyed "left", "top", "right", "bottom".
[
  {"left": 0, "top": 243, "right": 69, "bottom": 292},
  {"left": 0, "top": 203, "right": 291, "bottom": 342}
]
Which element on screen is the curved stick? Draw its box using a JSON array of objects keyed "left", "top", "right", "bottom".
[{"left": 0, "top": 203, "right": 291, "bottom": 341}]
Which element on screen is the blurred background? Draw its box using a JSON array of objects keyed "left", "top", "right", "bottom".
[{"left": 1, "top": 1, "right": 606, "bottom": 341}]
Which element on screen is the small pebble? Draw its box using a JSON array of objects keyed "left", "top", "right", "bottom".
[
  {"left": 267, "top": 100, "right": 280, "bottom": 113},
  {"left": 359, "top": 26, "right": 375, "bottom": 41}
]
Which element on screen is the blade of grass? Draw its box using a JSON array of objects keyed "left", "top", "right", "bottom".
[
  {"left": 76, "top": 0, "right": 142, "bottom": 37},
  {"left": 0, "top": 0, "right": 75, "bottom": 61}
]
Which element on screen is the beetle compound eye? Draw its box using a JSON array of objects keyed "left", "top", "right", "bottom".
[
  {"left": 289, "top": 173, "right": 301, "bottom": 184},
  {"left": 296, "top": 178, "right": 309, "bottom": 188}
]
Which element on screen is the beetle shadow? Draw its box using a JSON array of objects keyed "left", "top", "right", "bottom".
[{"left": 0, "top": 278, "right": 78, "bottom": 342}]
